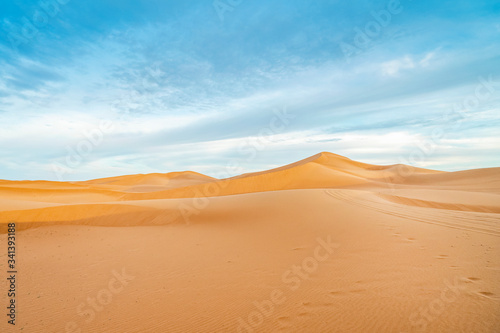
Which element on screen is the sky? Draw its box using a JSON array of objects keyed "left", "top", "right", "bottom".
[{"left": 0, "top": 0, "right": 499, "bottom": 181}]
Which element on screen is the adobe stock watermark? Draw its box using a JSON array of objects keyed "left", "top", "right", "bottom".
[
  {"left": 179, "top": 107, "right": 295, "bottom": 224},
  {"left": 51, "top": 120, "right": 115, "bottom": 181},
  {"left": 213, "top": 0, "right": 245, "bottom": 22},
  {"left": 4, "top": 0, "right": 71, "bottom": 50},
  {"left": 236, "top": 235, "right": 339, "bottom": 332},
  {"left": 382, "top": 74, "right": 499, "bottom": 190},
  {"left": 65, "top": 268, "right": 135, "bottom": 333},
  {"left": 407, "top": 276, "right": 465, "bottom": 332},
  {"left": 339, "top": 0, "right": 408, "bottom": 63}
]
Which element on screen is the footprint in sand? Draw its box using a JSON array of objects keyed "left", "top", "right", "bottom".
[
  {"left": 278, "top": 316, "right": 292, "bottom": 332},
  {"left": 276, "top": 316, "right": 292, "bottom": 330},
  {"left": 435, "top": 254, "right": 449, "bottom": 259},
  {"left": 328, "top": 291, "right": 344, "bottom": 297},
  {"left": 467, "top": 277, "right": 481, "bottom": 281},
  {"left": 462, "top": 276, "right": 481, "bottom": 284},
  {"left": 277, "top": 316, "right": 291, "bottom": 323},
  {"left": 477, "top": 291, "right": 496, "bottom": 299}
]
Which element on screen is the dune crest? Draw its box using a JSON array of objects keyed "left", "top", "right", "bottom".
[{"left": 1, "top": 152, "right": 499, "bottom": 228}]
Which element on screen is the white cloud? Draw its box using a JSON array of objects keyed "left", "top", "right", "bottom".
[
  {"left": 381, "top": 55, "right": 415, "bottom": 76},
  {"left": 380, "top": 51, "right": 439, "bottom": 76}
]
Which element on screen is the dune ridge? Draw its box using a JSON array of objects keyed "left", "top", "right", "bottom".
[{"left": 1, "top": 152, "right": 498, "bottom": 226}]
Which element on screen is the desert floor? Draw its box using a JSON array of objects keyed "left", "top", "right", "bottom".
[{"left": 1, "top": 152, "right": 499, "bottom": 332}]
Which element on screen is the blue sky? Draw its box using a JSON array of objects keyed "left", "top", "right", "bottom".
[{"left": 0, "top": 0, "right": 499, "bottom": 181}]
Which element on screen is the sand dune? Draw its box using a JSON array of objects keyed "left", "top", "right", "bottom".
[
  {"left": 1, "top": 152, "right": 499, "bottom": 332},
  {"left": 80, "top": 171, "right": 216, "bottom": 193}
]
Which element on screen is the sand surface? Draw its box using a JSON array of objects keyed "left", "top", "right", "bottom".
[{"left": 1, "top": 152, "right": 499, "bottom": 332}]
